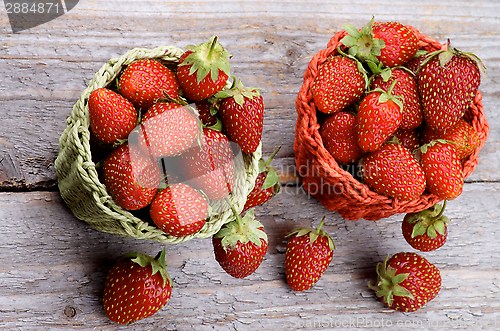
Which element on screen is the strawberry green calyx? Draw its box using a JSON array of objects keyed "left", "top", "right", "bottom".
[
  {"left": 214, "top": 78, "right": 262, "bottom": 106},
  {"left": 121, "top": 249, "right": 172, "bottom": 288},
  {"left": 416, "top": 39, "right": 486, "bottom": 75},
  {"left": 407, "top": 201, "right": 449, "bottom": 239},
  {"left": 341, "top": 17, "right": 385, "bottom": 64},
  {"left": 286, "top": 216, "right": 335, "bottom": 251},
  {"left": 215, "top": 202, "right": 267, "bottom": 251},
  {"left": 180, "top": 36, "right": 232, "bottom": 84},
  {"left": 259, "top": 146, "right": 281, "bottom": 191},
  {"left": 368, "top": 255, "right": 414, "bottom": 306},
  {"left": 371, "top": 80, "right": 404, "bottom": 111}
]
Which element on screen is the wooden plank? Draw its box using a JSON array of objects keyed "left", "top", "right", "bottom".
[
  {"left": 1, "top": 182, "right": 500, "bottom": 330},
  {"left": 1, "top": 0, "right": 500, "bottom": 189}
]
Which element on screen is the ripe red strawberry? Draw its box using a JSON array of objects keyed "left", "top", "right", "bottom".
[
  {"left": 392, "top": 128, "right": 419, "bottom": 152},
  {"left": 319, "top": 110, "right": 364, "bottom": 165},
  {"left": 311, "top": 55, "right": 367, "bottom": 114},
  {"left": 177, "top": 36, "right": 231, "bottom": 101},
  {"left": 418, "top": 40, "right": 485, "bottom": 131},
  {"left": 420, "top": 119, "right": 479, "bottom": 159},
  {"left": 103, "top": 143, "right": 161, "bottom": 210},
  {"left": 176, "top": 128, "right": 235, "bottom": 200},
  {"left": 242, "top": 146, "right": 281, "bottom": 212},
  {"left": 341, "top": 18, "right": 419, "bottom": 67},
  {"left": 419, "top": 140, "right": 463, "bottom": 200},
  {"left": 103, "top": 249, "right": 172, "bottom": 324},
  {"left": 195, "top": 99, "right": 219, "bottom": 127},
  {"left": 88, "top": 88, "right": 138, "bottom": 145},
  {"left": 216, "top": 79, "right": 264, "bottom": 154},
  {"left": 402, "top": 201, "right": 450, "bottom": 252},
  {"left": 370, "top": 68, "right": 423, "bottom": 130},
  {"left": 285, "top": 217, "right": 335, "bottom": 291},
  {"left": 213, "top": 206, "right": 268, "bottom": 278},
  {"left": 137, "top": 102, "right": 199, "bottom": 157},
  {"left": 361, "top": 142, "right": 426, "bottom": 200},
  {"left": 150, "top": 183, "right": 208, "bottom": 237},
  {"left": 118, "top": 59, "right": 180, "bottom": 109},
  {"left": 368, "top": 252, "right": 441, "bottom": 312},
  {"left": 357, "top": 82, "right": 403, "bottom": 152}
]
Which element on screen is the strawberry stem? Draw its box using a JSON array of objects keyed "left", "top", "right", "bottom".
[
  {"left": 207, "top": 36, "right": 218, "bottom": 61},
  {"left": 225, "top": 197, "right": 244, "bottom": 231},
  {"left": 431, "top": 200, "right": 447, "bottom": 221},
  {"left": 265, "top": 146, "right": 281, "bottom": 166},
  {"left": 316, "top": 216, "right": 326, "bottom": 232}
]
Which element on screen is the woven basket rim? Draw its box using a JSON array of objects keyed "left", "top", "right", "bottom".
[
  {"left": 294, "top": 26, "right": 490, "bottom": 220},
  {"left": 55, "top": 45, "right": 262, "bottom": 243}
]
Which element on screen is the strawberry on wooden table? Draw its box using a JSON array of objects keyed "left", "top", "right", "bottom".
[
  {"left": 285, "top": 217, "right": 335, "bottom": 291},
  {"left": 361, "top": 141, "right": 426, "bottom": 201},
  {"left": 418, "top": 40, "right": 485, "bottom": 131},
  {"left": 137, "top": 101, "right": 199, "bottom": 158},
  {"left": 357, "top": 81, "right": 403, "bottom": 152},
  {"left": 103, "top": 142, "right": 161, "bottom": 210},
  {"left": 319, "top": 110, "right": 364, "bottom": 165},
  {"left": 242, "top": 146, "right": 281, "bottom": 212},
  {"left": 368, "top": 252, "right": 441, "bottom": 312},
  {"left": 118, "top": 59, "right": 180, "bottom": 110},
  {"left": 419, "top": 140, "right": 463, "bottom": 200},
  {"left": 311, "top": 54, "right": 367, "bottom": 114},
  {"left": 176, "top": 128, "right": 235, "bottom": 200},
  {"left": 212, "top": 204, "right": 268, "bottom": 278},
  {"left": 103, "top": 249, "right": 172, "bottom": 324},
  {"left": 88, "top": 88, "right": 138, "bottom": 145},
  {"left": 177, "top": 36, "right": 232, "bottom": 101},
  {"left": 150, "top": 183, "right": 208, "bottom": 237},
  {"left": 402, "top": 201, "right": 450, "bottom": 252},
  {"left": 216, "top": 78, "right": 264, "bottom": 154}
]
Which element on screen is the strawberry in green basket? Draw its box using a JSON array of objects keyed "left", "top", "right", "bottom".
[
  {"left": 103, "top": 249, "right": 172, "bottom": 324},
  {"left": 177, "top": 36, "right": 232, "bottom": 101},
  {"left": 118, "top": 59, "right": 180, "bottom": 110},
  {"left": 103, "top": 143, "right": 161, "bottom": 210},
  {"left": 368, "top": 252, "right": 441, "bottom": 312},
  {"left": 88, "top": 88, "right": 138, "bottom": 145},
  {"left": 242, "top": 146, "right": 281, "bottom": 212},
  {"left": 402, "top": 201, "right": 450, "bottom": 252},
  {"left": 285, "top": 217, "right": 335, "bottom": 291},
  {"left": 311, "top": 54, "right": 367, "bottom": 114},
  {"left": 216, "top": 79, "right": 264, "bottom": 154},
  {"left": 150, "top": 183, "right": 208, "bottom": 237},
  {"left": 418, "top": 40, "right": 485, "bottom": 131},
  {"left": 213, "top": 205, "right": 268, "bottom": 278}
]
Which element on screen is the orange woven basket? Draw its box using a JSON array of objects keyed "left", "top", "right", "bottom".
[{"left": 294, "top": 26, "right": 489, "bottom": 221}]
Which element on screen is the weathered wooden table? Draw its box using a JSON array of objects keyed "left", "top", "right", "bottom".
[{"left": 1, "top": 1, "right": 499, "bottom": 330}]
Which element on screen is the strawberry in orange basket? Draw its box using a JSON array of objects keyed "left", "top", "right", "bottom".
[
  {"left": 419, "top": 140, "right": 463, "bottom": 200},
  {"left": 285, "top": 217, "right": 335, "bottom": 291},
  {"left": 392, "top": 128, "right": 419, "bottom": 152},
  {"left": 176, "top": 128, "right": 235, "bottom": 200},
  {"left": 118, "top": 59, "right": 180, "bottom": 109},
  {"left": 242, "top": 146, "right": 281, "bottom": 212},
  {"left": 368, "top": 252, "right": 441, "bottom": 312},
  {"left": 213, "top": 205, "right": 268, "bottom": 278},
  {"left": 319, "top": 110, "right": 364, "bottom": 165},
  {"left": 137, "top": 101, "right": 199, "bottom": 158},
  {"left": 402, "top": 201, "right": 450, "bottom": 252},
  {"left": 361, "top": 141, "right": 426, "bottom": 201},
  {"left": 88, "top": 88, "right": 138, "bottom": 145},
  {"left": 103, "top": 142, "right": 161, "bottom": 210},
  {"left": 103, "top": 249, "right": 172, "bottom": 324},
  {"left": 370, "top": 68, "right": 423, "bottom": 130},
  {"left": 216, "top": 79, "right": 264, "bottom": 154},
  {"left": 177, "top": 36, "right": 232, "bottom": 101},
  {"left": 311, "top": 54, "right": 367, "bottom": 114},
  {"left": 357, "top": 81, "right": 403, "bottom": 152},
  {"left": 341, "top": 18, "right": 419, "bottom": 68},
  {"left": 418, "top": 40, "right": 485, "bottom": 131}
]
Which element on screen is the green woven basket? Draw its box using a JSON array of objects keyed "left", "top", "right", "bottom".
[{"left": 54, "top": 45, "right": 262, "bottom": 244}]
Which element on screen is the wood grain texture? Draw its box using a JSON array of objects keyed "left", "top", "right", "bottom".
[{"left": 1, "top": 0, "right": 500, "bottom": 330}]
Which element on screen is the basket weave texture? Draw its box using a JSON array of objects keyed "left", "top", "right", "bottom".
[
  {"left": 294, "top": 27, "right": 489, "bottom": 221},
  {"left": 55, "top": 46, "right": 261, "bottom": 243}
]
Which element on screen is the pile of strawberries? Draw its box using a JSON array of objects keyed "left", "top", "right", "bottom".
[
  {"left": 312, "top": 18, "right": 486, "bottom": 313},
  {"left": 86, "top": 37, "right": 285, "bottom": 323}
]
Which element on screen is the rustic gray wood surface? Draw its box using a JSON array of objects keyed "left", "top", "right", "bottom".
[{"left": 1, "top": 1, "right": 500, "bottom": 330}]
